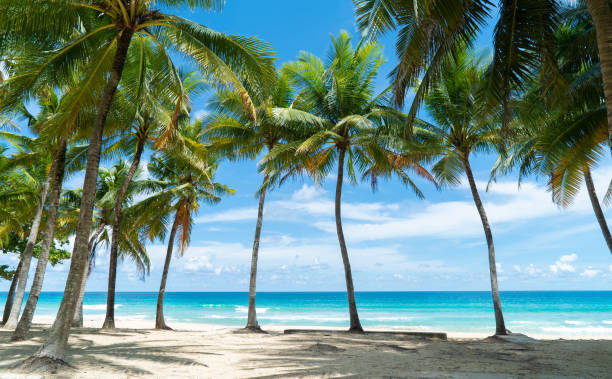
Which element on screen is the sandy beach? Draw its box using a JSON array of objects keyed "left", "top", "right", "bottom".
[{"left": 1, "top": 319, "right": 611, "bottom": 378}]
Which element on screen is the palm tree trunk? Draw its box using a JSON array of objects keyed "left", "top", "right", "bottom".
[
  {"left": 462, "top": 156, "right": 507, "bottom": 336},
  {"left": 156, "top": 214, "right": 179, "bottom": 330},
  {"left": 3, "top": 149, "right": 59, "bottom": 330},
  {"left": 73, "top": 224, "right": 106, "bottom": 328},
  {"left": 2, "top": 260, "right": 22, "bottom": 326},
  {"left": 24, "top": 29, "right": 135, "bottom": 367},
  {"left": 102, "top": 139, "right": 145, "bottom": 329},
  {"left": 585, "top": 0, "right": 612, "bottom": 154},
  {"left": 12, "top": 139, "right": 67, "bottom": 341},
  {"left": 584, "top": 168, "right": 612, "bottom": 254},
  {"left": 245, "top": 176, "right": 268, "bottom": 331},
  {"left": 335, "top": 147, "right": 363, "bottom": 333}
]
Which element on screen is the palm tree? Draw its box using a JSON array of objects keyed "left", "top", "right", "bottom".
[
  {"left": 265, "top": 32, "right": 432, "bottom": 332},
  {"left": 205, "top": 71, "right": 306, "bottom": 331},
  {"left": 0, "top": 0, "right": 274, "bottom": 367},
  {"left": 10, "top": 138, "right": 67, "bottom": 341},
  {"left": 417, "top": 51, "right": 508, "bottom": 335},
  {"left": 102, "top": 61, "right": 207, "bottom": 329},
  {"left": 135, "top": 121, "right": 233, "bottom": 330},
  {"left": 68, "top": 161, "right": 153, "bottom": 328}
]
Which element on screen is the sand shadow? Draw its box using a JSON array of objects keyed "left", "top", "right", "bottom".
[{"left": 0, "top": 327, "right": 210, "bottom": 376}]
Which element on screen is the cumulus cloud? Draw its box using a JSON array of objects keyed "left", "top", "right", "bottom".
[
  {"left": 580, "top": 268, "right": 601, "bottom": 278},
  {"left": 549, "top": 254, "right": 578, "bottom": 273}
]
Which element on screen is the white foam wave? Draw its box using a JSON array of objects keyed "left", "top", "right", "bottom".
[
  {"left": 564, "top": 320, "right": 587, "bottom": 326},
  {"left": 540, "top": 326, "right": 612, "bottom": 335},
  {"left": 234, "top": 306, "right": 268, "bottom": 314},
  {"left": 201, "top": 304, "right": 221, "bottom": 308},
  {"left": 83, "top": 304, "right": 122, "bottom": 310},
  {"left": 602, "top": 320, "right": 612, "bottom": 325}
]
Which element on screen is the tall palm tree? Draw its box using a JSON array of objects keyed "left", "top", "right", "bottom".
[
  {"left": 417, "top": 51, "right": 508, "bottom": 335},
  {"left": 265, "top": 32, "right": 432, "bottom": 332},
  {"left": 205, "top": 71, "right": 308, "bottom": 331},
  {"left": 0, "top": 0, "right": 274, "bottom": 367},
  {"left": 135, "top": 122, "right": 234, "bottom": 330},
  {"left": 102, "top": 62, "right": 207, "bottom": 329},
  {"left": 66, "top": 161, "right": 153, "bottom": 328}
]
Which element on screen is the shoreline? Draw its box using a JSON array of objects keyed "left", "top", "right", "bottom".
[{"left": 29, "top": 316, "right": 612, "bottom": 340}]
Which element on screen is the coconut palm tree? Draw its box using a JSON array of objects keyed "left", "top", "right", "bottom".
[
  {"left": 205, "top": 71, "right": 315, "bottom": 331},
  {"left": 64, "top": 161, "right": 153, "bottom": 328},
  {"left": 135, "top": 121, "right": 234, "bottom": 330},
  {"left": 417, "top": 51, "right": 508, "bottom": 335},
  {"left": 102, "top": 61, "right": 207, "bottom": 329},
  {"left": 0, "top": 0, "right": 274, "bottom": 367},
  {"left": 264, "top": 32, "right": 432, "bottom": 332}
]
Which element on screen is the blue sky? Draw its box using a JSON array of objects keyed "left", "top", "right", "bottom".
[{"left": 2, "top": 0, "right": 612, "bottom": 292}]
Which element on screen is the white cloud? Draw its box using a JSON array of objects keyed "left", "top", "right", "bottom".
[
  {"left": 580, "top": 268, "right": 601, "bottom": 278},
  {"left": 291, "top": 184, "right": 325, "bottom": 202},
  {"left": 549, "top": 254, "right": 578, "bottom": 273},
  {"left": 393, "top": 273, "right": 404, "bottom": 279},
  {"left": 196, "top": 208, "right": 257, "bottom": 223}
]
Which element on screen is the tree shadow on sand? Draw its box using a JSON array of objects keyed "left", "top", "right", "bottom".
[
  {"left": 0, "top": 327, "right": 216, "bottom": 376},
  {"left": 236, "top": 333, "right": 564, "bottom": 378}
]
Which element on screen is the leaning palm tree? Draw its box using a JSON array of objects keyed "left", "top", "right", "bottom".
[
  {"left": 101, "top": 62, "right": 207, "bottom": 329},
  {"left": 135, "top": 122, "right": 234, "bottom": 330},
  {"left": 0, "top": 0, "right": 273, "bottom": 368},
  {"left": 205, "top": 70, "right": 308, "bottom": 331},
  {"left": 417, "top": 51, "right": 508, "bottom": 335},
  {"left": 66, "top": 161, "right": 153, "bottom": 328},
  {"left": 265, "top": 32, "right": 432, "bottom": 332}
]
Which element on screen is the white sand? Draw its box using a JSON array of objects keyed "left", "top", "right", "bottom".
[{"left": 1, "top": 320, "right": 611, "bottom": 378}]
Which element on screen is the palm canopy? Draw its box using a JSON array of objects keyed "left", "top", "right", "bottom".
[
  {"left": 0, "top": 0, "right": 275, "bottom": 132},
  {"left": 264, "top": 31, "right": 434, "bottom": 192},
  {"left": 205, "top": 70, "right": 296, "bottom": 160},
  {"left": 133, "top": 120, "right": 234, "bottom": 255},
  {"left": 354, "top": 0, "right": 559, "bottom": 124},
  {"left": 493, "top": 4, "right": 607, "bottom": 207},
  {"left": 417, "top": 51, "right": 504, "bottom": 185},
  {"left": 58, "top": 160, "right": 154, "bottom": 277}
]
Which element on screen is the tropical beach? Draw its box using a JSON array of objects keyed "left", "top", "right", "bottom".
[{"left": 1, "top": 0, "right": 612, "bottom": 377}]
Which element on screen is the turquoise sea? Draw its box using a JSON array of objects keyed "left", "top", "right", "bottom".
[{"left": 1, "top": 291, "right": 611, "bottom": 338}]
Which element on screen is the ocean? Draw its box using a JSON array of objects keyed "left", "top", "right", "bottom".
[{"left": 1, "top": 291, "right": 611, "bottom": 338}]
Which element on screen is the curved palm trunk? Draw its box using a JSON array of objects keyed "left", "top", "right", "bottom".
[
  {"left": 335, "top": 147, "right": 363, "bottom": 333},
  {"left": 72, "top": 226, "right": 104, "bottom": 328},
  {"left": 2, "top": 260, "right": 22, "bottom": 326},
  {"left": 584, "top": 168, "right": 612, "bottom": 254},
  {"left": 3, "top": 151, "right": 58, "bottom": 330},
  {"left": 585, "top": 0, "right": 612, "bottom": 155},
  {"left": 462, "top": 156, "right": 507, "bottom": 336},
  {"left": 245, "top": 177, "right": 268, "bottom": 331},
  {"left": 12, "top": 139, "right": 67, "bottom": 341},
  {"left": 156, "top": 214, "right": 179, "bottom": 330},
  {"left": 102, "top": 140, "right": 145, "bottom": 329},
  {"left": 23, "top": 29, "right": 135, "bottom": 367}
]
